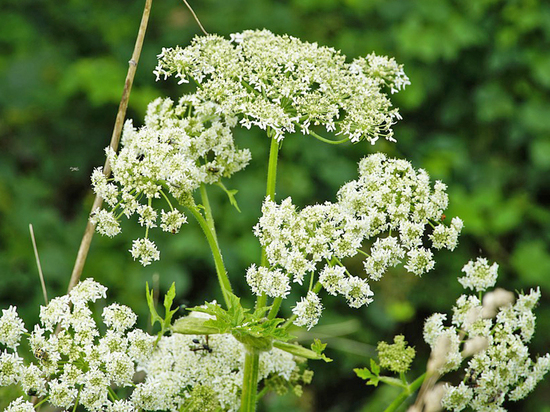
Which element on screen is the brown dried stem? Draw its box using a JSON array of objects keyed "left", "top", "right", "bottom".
[{"left": 66, "top": 0, "right": 153, "bottom": 293}]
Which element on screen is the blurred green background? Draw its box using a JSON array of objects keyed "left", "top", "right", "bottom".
[{"left": 1, "top": 0, "right": 550, "bottom": 410}]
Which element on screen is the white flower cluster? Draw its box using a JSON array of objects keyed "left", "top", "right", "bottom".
[
  {"left": 90, "top": 95, "right": 251, "bottom": 265},
  {"left": 154, "top": 29, "right": 409, "bottom": 143},
  {"left": 458, "top": 257, "right": 499, "bottom": 292},
  {"left": 251, "top": 153, "right": 462, "bottom": 329},
  {"left": 133, "top": 332, "right": 296, "bottom": 411},
  {"left": 0, "top": 279, "right": 154, "bottom": 411},
  {"left": 0, "top": 281, "right": 302, "bottom": 411},
  {"left": 422, "top": 258, "right": 550, "bottom": 411}
]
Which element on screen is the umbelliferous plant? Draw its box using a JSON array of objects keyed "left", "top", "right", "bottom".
[{"left": 0, "top": 7, "right": 547, "bottom": 412}]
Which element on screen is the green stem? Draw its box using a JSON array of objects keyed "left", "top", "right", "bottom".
[
  {"left": 242, "top": 135, "right": 280, "bottom": 411},
  {"left": 255, "top": 136, "right": 280, "bottom": 311},
  {"left": 240, "top": 346, "right": 261, "bottom": 412},
  {"left": 383, "top": 373, "right": 426, "bottom": 412},
  {"left": 309, "top": 130, "right": 349, "bottom": 145},
  {"left": 200, "top": 184, "right": 219, "bottom": 244},
  {"left": 187, "top": 205, "right": 232, "bottom": 309},
  {"left": 265, "top": 135, "right": 279, "bottom": 200}
]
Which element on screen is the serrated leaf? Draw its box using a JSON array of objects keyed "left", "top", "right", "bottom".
[
  {"left": 310, "top": 339, "right": 332, "bottom": 362},
  {"left": 354, "top": 367, "right": 380, "bottom": 387},
  {"left": 354, "top": 367, "right": 374, "bottom": 380}
]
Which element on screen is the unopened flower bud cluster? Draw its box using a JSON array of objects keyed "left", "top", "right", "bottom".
[
  {"left": 90, "top": 95, "right": 251, "bottom": 266},
  {"left": 422, "top": 258, "right": 550, "bottom": 411},
  {"left": 0, "top": 280, "right": 299, "bottom": 411},
  {"left": 154, "top": 29, "right": 409, "bottom": 143},
  {"left": 252, "top": 153, "right": 463, "bottom": 329}
]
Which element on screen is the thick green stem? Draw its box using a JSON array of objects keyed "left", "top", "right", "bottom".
[
  {"left": 187, "top": 205, "right": 232, "bottom": 309},
  {"left": 241, "top": 135, "right": 280, "bottom": 411},
  {"left": 240, "top": 347, "right": 261, "bottom": 412},
  {"left": 255, "top": 136, "right": 280, "bottom": 311}
]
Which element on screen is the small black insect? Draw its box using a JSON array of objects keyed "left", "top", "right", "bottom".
[
  {"left": 136, "top": 153, "right": 145, "bottom": 162},
  {"left": 190, "top": 335, "right": 212, "bottom": 354}
]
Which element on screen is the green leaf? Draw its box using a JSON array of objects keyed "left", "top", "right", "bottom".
[
  {"left": 370, "top": 358, "right": 380, "bottom": 375},
  {"left": 216, "top": 181, "right": 241, "bottom": 213},
  {"left": 172, "top": 316, "right": 221, "bottom": 335},
  {"left": 354, "top": 367, "right": 374, "bottom": 380},
  {"left": 354, "top": 367, "right": 380, "bottom": 387},
  {"left": 310, "top": 339, "right": 332, "bottom": 362},
  {"left": 145, "top": 282, "right": 162, "bottom": 328},
  {"left": 162, "top": 282, "right": 179, "bottom": 330}
]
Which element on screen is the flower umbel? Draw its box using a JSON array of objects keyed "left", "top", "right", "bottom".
[
  {"left": 155, "top": 29, "right": 409, "bottom": 143},
  {"left": 250, "top": 153, "right": 462, "bottom": 327}
]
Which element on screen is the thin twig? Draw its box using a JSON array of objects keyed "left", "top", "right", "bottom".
[
  {"left": 66, "top": 0, "right": 153, "bottom": 294},
  {"left": 29, "top": 224, "right": 48, "bottom": 305},
  {"left": 182, "top": 0, "right": 208, "bottom": 35}
]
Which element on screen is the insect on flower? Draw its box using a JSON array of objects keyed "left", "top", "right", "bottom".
[
  {"left": 190, "top": 335, "right": 213, "bottom": 353},
  {"left": 34, "top": 347, "right": 48, "bottom": 361}
]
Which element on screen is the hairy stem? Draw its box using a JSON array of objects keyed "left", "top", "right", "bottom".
[
  {"left": 200, "top": 184, "right": 219, "bottom": 245},
  {"left": 187, "top": 204, "right": 232, "bottom": 309},
  {"left": 240, "top": 346, "right": 261, "bottom": 412},
  {"left": 66, "top": 0, "right": 153, "bottom": 293}
]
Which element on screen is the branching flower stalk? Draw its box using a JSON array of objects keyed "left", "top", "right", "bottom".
[{"left": 7, "top": 24, "right": 547, "bottom": 412}]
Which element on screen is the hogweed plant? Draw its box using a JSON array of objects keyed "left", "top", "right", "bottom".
[{"left": 0, "top": 13, "right": 548, "bottom": 412}]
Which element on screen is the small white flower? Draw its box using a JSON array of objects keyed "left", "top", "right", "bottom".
[
  {"left": 129, "top": 238, "right": 160, "bottom": 266},
  {"left": 90, "top": 208, "right": 121, "bottom": 237},
  {"left": 441, "top": 382, "right": 474, "bottom": 412},
  {"left": 103, "top": 304, "right": 138, "bottom": 332},
  {"left": 319, "top": 265, "right": 346, "bottom": 296},
  {"left": 48, "top": 379, "right": 78, "bottom": 408},
  {"left": 39, "top": 295, "right": 71, "bottom": 331},
  {"left": 404, "top": 247, "right": 435, "bottom": 276},
  {"left": 105, "top": 351, "right": 134, "bottom": 386},
  {"left": 127, "top": 329, "right": 155, "bottom": 362},
  {"left": 160, "top": 209, "right": 187, "bottom": 233},
  {"left": 340, "top": 276, "right": 374, "bottom": 308},
  {"left": 293, "top": 291, "right": 323, "bottom": 330},
  {"left": 459, "top": 257, "right": 498, "bottom": 292},
  {"left": 423, "top": 313, "right": 447, "bottom": 347},
  {"left": 245, "top": 264, "right": 290, "bottom": 298},
  {"left": 0, "top": 306, "right": 27, "bottom": 349},
  {"left": 137, "top": 204, "right": 158, "bottom": 228},
  {"left": 69, "top": 278, "right": 108, "bottom": 305},
  {"left": 4, "top": 397, "right": 35, "bottom": 412},
  {"left": 0, "top": 351, "right": 23, "bottom": 386}
]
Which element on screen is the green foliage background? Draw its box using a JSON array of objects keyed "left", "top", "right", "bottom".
[{"left": 1, "top": 0, "right": 549, "bottom": 410}]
